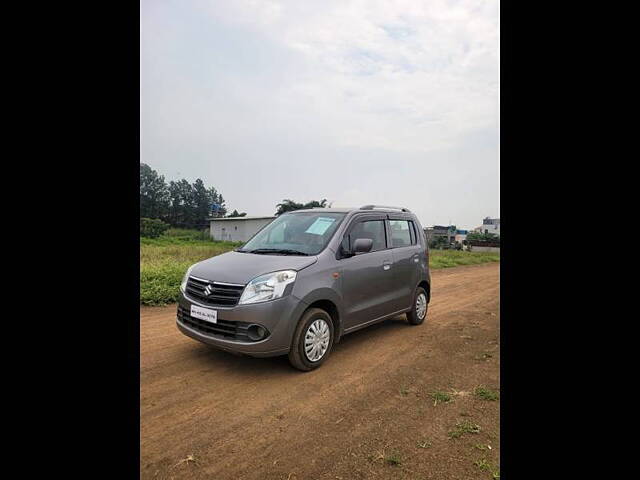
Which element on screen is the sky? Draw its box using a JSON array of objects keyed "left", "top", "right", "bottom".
[{"left": 140, "top": 0, "right": 499, "bottom": 230}]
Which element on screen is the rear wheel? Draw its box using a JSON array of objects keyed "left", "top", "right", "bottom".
[
  {"left": 288, "top": 308, "right": 335, "bottom": 371},
  {"left": 406, "top": 286, "right": 428, "bottom": 325}
]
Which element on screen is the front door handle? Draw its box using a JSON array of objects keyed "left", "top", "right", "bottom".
[{"left": 383, "top": 261, "right": 392, "bottom": 271}]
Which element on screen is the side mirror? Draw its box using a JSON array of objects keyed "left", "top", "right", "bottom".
[{"left": 353, "top": 238, "right": 373, "bottom": 254}]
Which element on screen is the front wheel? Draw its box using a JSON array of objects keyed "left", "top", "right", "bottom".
[
  {"left": 288, "top": 308, "right": 335, "bottom": 371},
  {"left": 406, "top": 287, "right": 428, "bottom": 325}
]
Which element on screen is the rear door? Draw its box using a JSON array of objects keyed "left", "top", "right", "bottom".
[
  {"left": 339, "top": 215, "right": 396, "bottom": 330},
  {"left": 387, "top": 216, "right": 422, "bottom": 311}
]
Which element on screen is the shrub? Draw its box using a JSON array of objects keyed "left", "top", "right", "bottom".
[{"left": 140, "top": 218, "right": 170, "bottom": 238}]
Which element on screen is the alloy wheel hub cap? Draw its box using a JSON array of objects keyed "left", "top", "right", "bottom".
[
  {"left": 416, "top": 293, "right": 427, "bottom": 320},
  {"left": 304, "top": 319, "right": 330, "bottom": 362}
]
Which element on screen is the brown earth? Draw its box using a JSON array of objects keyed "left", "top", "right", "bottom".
[{"left": 141, "top": 262, "right": 500, "bottom": 480}]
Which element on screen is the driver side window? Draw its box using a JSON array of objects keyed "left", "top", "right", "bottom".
[{"left": 343, "top": 219, "right": 387, "bottom": 253}]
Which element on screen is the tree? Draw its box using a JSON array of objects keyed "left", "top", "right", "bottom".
[
  {"left": 140, "top": 163, "right": 170, "bottom": 220},
  {"left": 192, "top": 178, "right": 213, "bottom": 228},
  {"left": 139, "top": 163, "right": 236, "bottom": 229},
  {"left": 429, "top": 236, "right": 449, "bottom": 250},
  {"left": 227, "top": 210, "right": 247, "bottom": 218},
  {"left": 168, "top": 179, "right": 195, "bottom": 228},
  {"left": 303, "top": 199, "right": 329, "bottom": 209},
  {"left": 275, "top": 198, "right": 328, "bottom": 216},
  {"left": 275, "top": 199, "right": 304, "bottom": 215}
]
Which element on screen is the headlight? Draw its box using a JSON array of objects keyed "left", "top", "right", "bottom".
[
  {"left": 180, "top": 264, "right": 196, "bottom": 292},
  {"left": 238, "top": 270, "right": 297, "bottom": 305}
]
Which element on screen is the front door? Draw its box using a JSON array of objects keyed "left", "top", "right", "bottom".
[{"left": 340, "top": 216, "right": 396, "bottom": 330}]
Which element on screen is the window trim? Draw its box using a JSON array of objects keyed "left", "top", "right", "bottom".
[
  {"left": 388, "top": 218, "right": 416, "bottom": 248},
  {"left": 338, "top": 214, "right": 389, "bottom": 258}
]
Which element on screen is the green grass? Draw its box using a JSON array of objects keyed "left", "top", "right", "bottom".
[
  {"left": 140, "top": 232, "right": 500, "bottom": 305},
  {"left": 140, "top": 231, "right": 241, "bottom": 305},
  {"left": 429, "top": 250, "right": 500, "bottom": 269},
  {"left": 474, "top": 459, "right": 500, "bottom": 479},
  {"left": 474, "top": 386, "right": 500, "bottom": 401},
  {"left": 474, "top": 458, "right": 492, "bottom": 471},
  {"left": 430, "top": 391, "right": 453, "bottom": 406},
  {"left": 448, "top": 420, "right": 481, "bottom": 439},
  {"left": 385, "top": 452, "right": 402, "bottom": 466},
  {"left": 140, "top": 228, "right": 226, "bottom": 246}
]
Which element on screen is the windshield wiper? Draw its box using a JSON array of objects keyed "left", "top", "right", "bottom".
[{"left": 246, "top": 248, "right": 310, "bottom": 256}]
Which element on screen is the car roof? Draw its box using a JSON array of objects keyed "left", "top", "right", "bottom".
[
  {"left": 289, "top": 208, "right": 355, "bottom": 213},
  {"left": 291, "top": 207, "right": 413, "bottom": 215}
]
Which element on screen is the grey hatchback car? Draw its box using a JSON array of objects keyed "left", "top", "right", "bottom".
[{"left": 176, "top": 205, "right": 430, "bottom": 371}]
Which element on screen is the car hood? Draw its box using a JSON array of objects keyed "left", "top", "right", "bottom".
[{"left": 189, "top": 251, "right": 318, "bottom": 285}]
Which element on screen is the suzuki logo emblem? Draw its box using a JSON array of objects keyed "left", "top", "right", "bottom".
[{"left": 203, "top": 285, "right": 213, "bottom": 296}]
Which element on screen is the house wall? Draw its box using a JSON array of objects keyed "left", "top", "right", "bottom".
[
  {"left": 209, "top": 218, "right": 274, "bottom": 242},
  {"left": 481, "top": 220, "right": 500, "bottom": 236}
]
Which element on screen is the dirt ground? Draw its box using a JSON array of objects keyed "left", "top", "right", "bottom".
[{"left": 141, "top": 262, "right": 500, "bottom": 480}]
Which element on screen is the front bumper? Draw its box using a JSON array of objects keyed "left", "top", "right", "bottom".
[{"left": 176, "top": 289, "right": 308, "bottom": 357}]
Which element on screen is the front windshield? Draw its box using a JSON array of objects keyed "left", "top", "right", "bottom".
[{"left": 239, "top": 212, "right": 346, "bottom": 255}]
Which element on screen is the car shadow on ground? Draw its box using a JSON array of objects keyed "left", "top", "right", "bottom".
[{"left": 188, "top": 314, "right": 410, "bottom": 377}]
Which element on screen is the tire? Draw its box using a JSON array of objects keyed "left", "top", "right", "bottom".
[
  {"left": 406, "top": 286, "right": 428, "bottom": 325},
  {"left": 288, "top": 308, "right": 335, "bottom": 371}
]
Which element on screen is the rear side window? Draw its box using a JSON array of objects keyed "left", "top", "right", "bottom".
[
  {"left": 389, "top": 220, "right": 415, "bottom": 247},
  {"left": 345, "top": 219, "right": 387, "bottom": 252}
]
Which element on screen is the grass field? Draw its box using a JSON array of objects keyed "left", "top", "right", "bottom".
[
  {"left": 429, "top": 249, "right": 500, "bottom": 269},
  {"left": 140, "top": 230, "right": 500, "bottom": 305},
  {"left": 140, "top": 229, "right": 241, "bottom": 305}
]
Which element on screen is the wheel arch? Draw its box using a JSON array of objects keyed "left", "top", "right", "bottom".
[
  {"left": 417, "top": 280, "right": 431, "bottom": 303},
  {"left": 304, "top": 299, "right": 342, "bottom": 343}
]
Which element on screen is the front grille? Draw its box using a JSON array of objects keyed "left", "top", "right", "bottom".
[
  {"left": 177, "top": 306, "right": 253, "bottom": 341},
  {"left": 185, "top": 277, "right": 245, "bottom": 307}
]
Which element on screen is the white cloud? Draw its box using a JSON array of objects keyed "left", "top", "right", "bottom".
[
  {"left": 141, "top": 0, "right": 500, "bottom": 228},
  {"left": 191, "top": 0, "right": 499, "bottom": 154}
]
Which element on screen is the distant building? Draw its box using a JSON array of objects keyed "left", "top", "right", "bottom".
[
  {"left": 424, "top": 225, "right": 456, "bottom": 244},
  {"left": 469, "top": 218, "right": 500, "bottom": 252},
  {"left": 475, "top": 217, "right": 500, "bottom": 236},
  {"left": 209, "top": 216, "right": 275, "bottom": 242}
]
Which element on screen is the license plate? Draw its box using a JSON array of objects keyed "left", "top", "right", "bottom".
[{"left": 190, "top": 305, "right": 217, "bottom": 324}]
